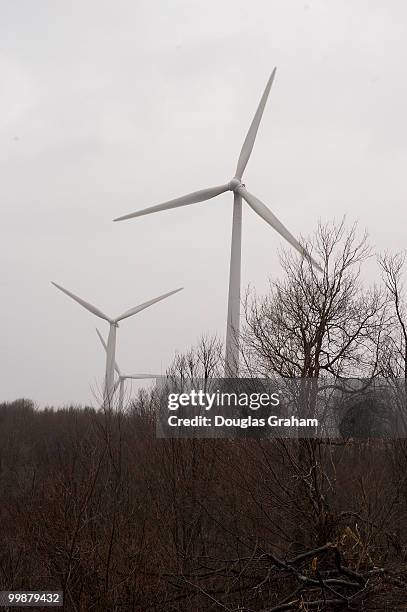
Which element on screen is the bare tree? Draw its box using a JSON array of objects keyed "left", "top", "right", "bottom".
[
  {"left": 236, "top": 220, "right": 390, "bottom": 563},
  {"left": 165, "top": 334, "right": 224, "bottom": 385},
  {"left": 378, "top": 250, "right": 407, "bottom": 379},
  {"left": 242, "top": 219, "right": 385, "bottom": 380}
]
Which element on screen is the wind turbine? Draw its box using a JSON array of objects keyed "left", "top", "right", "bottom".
[
  {"left": 96, "top": 328, "right": 161, "bottom": 410},
  {"left": 51, "top": 281, "right": 182, "bottom": 405},
  {"left": 113, "top": 68, "right": 322, "bottom": 376}
]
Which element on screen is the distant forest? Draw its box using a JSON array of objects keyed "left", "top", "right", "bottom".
[
  {"left": 1, "top": 397, "right": 407, "bottom": 610},
  {"left": 2, "top": 221, "right": 407, "bottom": 611}
]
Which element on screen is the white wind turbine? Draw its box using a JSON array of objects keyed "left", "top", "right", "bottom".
[
  {"left": 51, "top": 282, "right": 182, "bottom": 405},
  {"left": 96, "top": 328, "right": 161, "bottom": 410},
  {"left": 114, "top": 68, "right": 322, "bottom": 376}
]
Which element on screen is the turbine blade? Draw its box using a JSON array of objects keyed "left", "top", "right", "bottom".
[
  {"left": 115, "top": 287, "right": 183, "bottom": 323},
  {"left": 238, "top": 187, "right": 323, "bottom": 272},
  {"left": 235, "top": 68, "right": 276, "bottom": 180},
  {"left": 113, "top": 184, "right": 230, "bottom": 222},
  {"left": 96, "top": 327, "right": 107, "bottom": 350},
  {"left": 96, "top": 328, "right": 121, "bottom": 376},
  {"left": 51, "top": 282, "right": 112, "bottom": 322},
  {"left": 123, "top": 374, "right": 162, "bottom": 379}
]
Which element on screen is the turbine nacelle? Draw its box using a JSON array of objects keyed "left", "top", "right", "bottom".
[{"left": 229, "top": 178, "right": 244, "bottom": 192}]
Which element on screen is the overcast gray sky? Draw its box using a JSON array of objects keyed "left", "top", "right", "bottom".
[{"left": 1, "top": 0, "right": 406, "bottom": 407}]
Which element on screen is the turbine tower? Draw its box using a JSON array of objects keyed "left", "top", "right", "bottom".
[
  {"left": 114, "top": 69, "right": 321, "bottom": 377},
  {"left": 96, "top": 328, "right": 161, "bottom": 410},
  {"left": 52, "top": 282, "right": 182, "bottom": 405}
]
